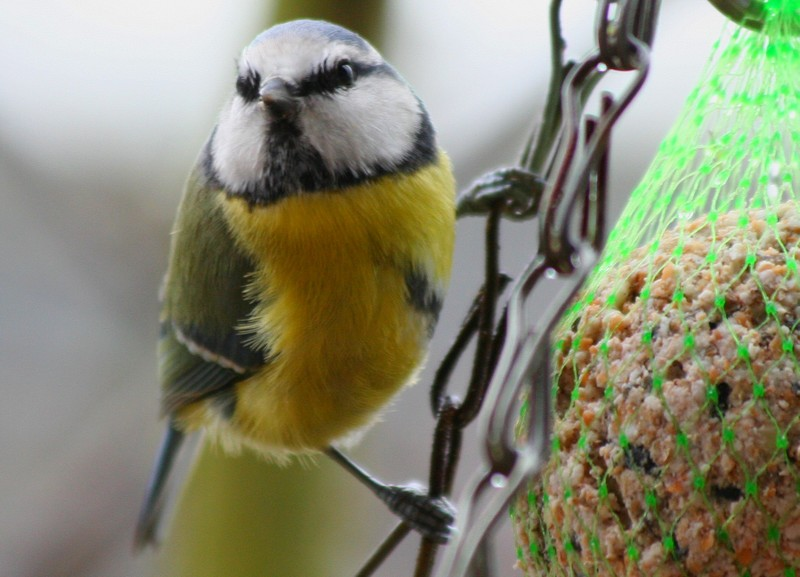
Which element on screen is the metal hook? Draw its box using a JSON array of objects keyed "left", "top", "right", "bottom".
[
  {"left": 708, "top": 0, "right": 800, "bottom": 35},
  {"left": 598, "top": 0, "right": 661, "bottom": 71},
  {"left": 707, "top": 0, "right": 766, "bottom": 31},
  {"left": 434, "top": 3, "right": 661, "bottom": 576}
]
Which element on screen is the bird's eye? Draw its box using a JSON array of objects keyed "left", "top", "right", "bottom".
[
  {"left": 335, "top": 60, "right": 356, "bottom": 88},
  {"left": 236, "top": 69, "right": 261, "bottom": 102}
]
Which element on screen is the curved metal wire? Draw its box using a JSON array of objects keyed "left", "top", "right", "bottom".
[{"left": 435, "top": 2, "right": 660, "bottom": 575}]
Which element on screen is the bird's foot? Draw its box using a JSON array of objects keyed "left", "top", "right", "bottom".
[{"left": 373, "top": 482, "right": 456, "bottom": 544}]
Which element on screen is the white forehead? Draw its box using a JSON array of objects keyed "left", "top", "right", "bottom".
[{"left": 240, "top": 21, "right": 383, "bottom": 78}]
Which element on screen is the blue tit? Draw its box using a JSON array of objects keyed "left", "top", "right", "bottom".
[{"left": 134, "top": 19, "right": 456, "bottom": 549}]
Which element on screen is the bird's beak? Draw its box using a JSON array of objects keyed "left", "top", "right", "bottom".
[{"left": 260, "top": 77, "right": 297, "bottom": 119}]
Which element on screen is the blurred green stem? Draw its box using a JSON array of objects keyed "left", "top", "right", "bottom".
[
  {"left": 272, "top": 0, "right": 386, "bottom": 44},
  {"left": 521, "top": 0, "right": 569, "bottom": 174},
  {"left": 155, "top": 442, "right": 328, "bottom": 577}
]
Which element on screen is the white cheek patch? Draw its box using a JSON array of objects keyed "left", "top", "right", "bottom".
[
  {"left": 300, "top": 77, "right": 421, "bottom": 175},
  {"left": 212, "top": 97, "right": 268, "bottom": 191}
]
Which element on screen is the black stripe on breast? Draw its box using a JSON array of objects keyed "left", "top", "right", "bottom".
[{"left": 405, "top": 269, "right": 443, "bottom": 337}]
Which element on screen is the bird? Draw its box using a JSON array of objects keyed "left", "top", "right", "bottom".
[{"left": 134, "top": 19, "right": 457, "bottom": 550}]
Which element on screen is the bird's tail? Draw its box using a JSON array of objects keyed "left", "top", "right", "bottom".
[{"left": 134, "top": 422, "right": 185, "bottom": 551}]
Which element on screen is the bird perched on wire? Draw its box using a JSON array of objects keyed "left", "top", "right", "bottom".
[{"left": 134, "top": 19, "right": 457, "bottom": 549}]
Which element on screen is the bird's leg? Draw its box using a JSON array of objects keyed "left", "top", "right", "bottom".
[
  {"left": 325, "top": 447, "right": 455, "bottom": 544},
  {"left": 456, "top": 167, "right": 545, "bottom": 220}
]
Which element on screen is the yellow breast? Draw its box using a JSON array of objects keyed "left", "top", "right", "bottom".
[{"left": 207, "top": 153, "right": 455, "bottom": 454}]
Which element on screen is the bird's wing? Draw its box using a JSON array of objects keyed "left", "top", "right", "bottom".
[
  {"left": 158, "top": 162, "right": 265, "bottom": 415},
  {"left": 136, "top": 156, "right": 267, "bottom": 549}
]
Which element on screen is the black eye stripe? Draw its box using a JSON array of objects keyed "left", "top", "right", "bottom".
[
  {"left": 295, "top": 60, "right": 386, "bottom": 97},
  {"left": 235, "top": 61, "right": 392, "bottom": 102},
  {"left": 308, "top": 60, "right": 353, "bottom": 95},
  {"left": 236, "top": 69, "right": 261, "bottom": 102}
]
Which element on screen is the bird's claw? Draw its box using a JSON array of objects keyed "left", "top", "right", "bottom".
[{"left": 376, "top": 483, "right": 456, "bottom": 544}]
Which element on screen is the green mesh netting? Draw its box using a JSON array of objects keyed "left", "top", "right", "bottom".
[{"left": 513, "top": 4, "right": 800, "bottom": 577}]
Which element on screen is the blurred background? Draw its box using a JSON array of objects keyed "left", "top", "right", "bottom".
[{"left": 0, "top": 1, "right": 730, "bottom": 575}]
